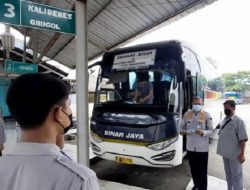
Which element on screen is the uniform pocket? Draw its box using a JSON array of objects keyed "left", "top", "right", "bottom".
[{"left": 197, "top": 122, "right": 205, "bottom": 129}]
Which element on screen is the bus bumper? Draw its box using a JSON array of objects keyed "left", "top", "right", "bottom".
[{"left": 90, "top": 135, "right": 183, "bottom": 168}]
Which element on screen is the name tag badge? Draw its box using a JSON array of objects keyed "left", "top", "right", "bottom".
[{"left": 198, "top": 120, "right": 205, "bottom": 124}]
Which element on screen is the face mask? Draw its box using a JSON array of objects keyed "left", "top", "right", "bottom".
[
  {"left": 224, "top": 109, "right": 232, "bottom": 116},
  {"left": 192, "top": 104, "right": 202, "bottom": 112},
  {"left": 60, "top": 110, "right": 73, "bottom": 134}
]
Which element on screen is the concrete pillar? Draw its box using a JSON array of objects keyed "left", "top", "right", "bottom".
[{"left": 75, "top": 0, "right": 89, "bottom": 166}]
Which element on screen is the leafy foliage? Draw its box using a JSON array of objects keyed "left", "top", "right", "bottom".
[
  {"left": 207, "top": 77, "right": 224, "bottom": 92},
  {"left": 222, "top": 71, "right": 250, "bottom": 92}
]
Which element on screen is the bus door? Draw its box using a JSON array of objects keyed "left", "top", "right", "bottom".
[
  {"left": 184, "top": 70, "right": 193, "bottom": 112},
  {"left": 168, "top": 75, "right": 179, "bottom": 113}
]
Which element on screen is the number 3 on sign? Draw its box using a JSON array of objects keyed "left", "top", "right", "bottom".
[{"left": 4, "top": 3, "right": 15, "bottom": 18}]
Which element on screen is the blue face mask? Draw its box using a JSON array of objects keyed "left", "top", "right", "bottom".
[{"left": 192, "top": 104, "right": 202, "bottom": 112}]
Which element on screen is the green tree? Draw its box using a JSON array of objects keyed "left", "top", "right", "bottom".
[
  {"left": 207, "top": 77, "right": 224, "bottom": 92},
  {"left": 222, "top": 71, "right": 250, "bottom": 92}
]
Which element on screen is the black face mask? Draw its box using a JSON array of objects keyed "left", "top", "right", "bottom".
[
  {"left": 61, "top": 110, "right": 74, "bottom": 134},
  {"left": 224, "top": 109, "right": 232, "bottom": 116}
]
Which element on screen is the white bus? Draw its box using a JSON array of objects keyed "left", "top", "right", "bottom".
[{"left": 90, "top": 40, "right": 212, "bottom": 167}]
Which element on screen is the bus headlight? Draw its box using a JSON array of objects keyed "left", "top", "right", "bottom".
[{"left": 147, "top": 136, "right": 178, "bottom": 151}]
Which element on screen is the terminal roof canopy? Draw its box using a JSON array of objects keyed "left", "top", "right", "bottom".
[{"left": 15, "top": 0, "right": 218, "bottom": 69}]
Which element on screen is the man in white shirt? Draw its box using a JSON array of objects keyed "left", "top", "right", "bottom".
[
  {"left": 0, "top": 73, "right": 99, "bottom": 190},
  {"left": 179, "top": 97, "right": 213, "bottom": 190},
  {"left": 217, "top": 100, "right": 248, "bottom": 190}
]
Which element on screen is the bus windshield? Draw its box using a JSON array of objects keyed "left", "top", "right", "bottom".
[{"left": 96, "top": 69, "right": 174, "bottom": 106}]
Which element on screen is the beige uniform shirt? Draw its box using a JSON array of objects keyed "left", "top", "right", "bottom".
[
  {"left": 179, "top": 109, "right": 213, "bottom": 152},
  {"left": 0, "top": 142, "right": 100, "bottom": 190},
  {"left": 217, "top": 115, "right": 248, "bottom": 160}
]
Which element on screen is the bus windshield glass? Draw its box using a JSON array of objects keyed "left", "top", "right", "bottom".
[{"left": 96, "top": 69, "right": 174, "bottom": 106}]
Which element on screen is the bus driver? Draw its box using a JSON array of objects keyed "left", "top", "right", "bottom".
[{"left": 132, "top": 72, "right": 154, "bottom": 104}]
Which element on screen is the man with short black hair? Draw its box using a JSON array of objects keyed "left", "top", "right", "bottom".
[
  {"left": 0, "top": 73, "right": 99, "bottom": 190},
  {"left": 133, "top": 72, "right": 154, "bottom": 104},
  {"left": 217, "top": 100, "right": 248, "bottom": 190}
]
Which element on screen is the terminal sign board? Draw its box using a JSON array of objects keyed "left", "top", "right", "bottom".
[
  {"left": 0, "top": 0, "right": 75, "bottom": 34},
  {"left": 4, "top": 59, "right": 38, "bottom": 74}
]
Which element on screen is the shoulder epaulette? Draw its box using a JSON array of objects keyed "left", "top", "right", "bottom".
[
  {"left": 199, "top": 111, "right": 206, "bottom": 123},
  {"left": 186, "top": 110, "right": 206, "bottom": 123},
  {"left": 56, "top": 156, "right": 96, "bottom": 181}
]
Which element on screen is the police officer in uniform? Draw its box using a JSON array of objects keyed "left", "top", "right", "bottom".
[
  {"left": 179, "top": 97, "right": 213, "bottom": 190},
  {"left": 0, "top": 74, "right": 99, "bottom": 190},
  {"left": 217, "top": 100, "right": 248, "bottom": 190}
]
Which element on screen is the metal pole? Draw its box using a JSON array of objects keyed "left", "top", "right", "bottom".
[
  {"left": 5, "top": 25, "right": 10, "bottom": 59},
  {"left": 76, "top": 0, "right": 89, "bottom": 166},
  {"left": 32, "top": 30, "right": 38, "bottom": 64},
  {"left": 5, "top": 25, "right": 10, "bottom": 32},
  {"left": 23, "top": 29, "right": 27, "bottom": 62}
]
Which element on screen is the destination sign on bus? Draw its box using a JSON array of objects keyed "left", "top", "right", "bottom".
[{"left": 112, "top": 49, "right": 156, "bottom": 71}]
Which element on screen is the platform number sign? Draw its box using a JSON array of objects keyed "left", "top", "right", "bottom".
[
  {"left": 0, "top": 0, "right": 21, "bottom": 25},
  {"left": 0, "top": 0, "right": 75, "bottom": 34},
  {"left": 4, "top": 3, "right": 15, "bottom": 17}
]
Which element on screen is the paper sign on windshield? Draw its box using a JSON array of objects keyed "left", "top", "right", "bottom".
[{"left": 112, "top": 49, "right": 156, "bottom": 71}]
